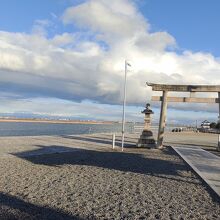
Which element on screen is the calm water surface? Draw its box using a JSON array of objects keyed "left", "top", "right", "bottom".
[{"left": 0, "top": 122, "right": 134, "bottom": 137}]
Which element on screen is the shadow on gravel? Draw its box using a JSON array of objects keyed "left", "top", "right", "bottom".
[
  {"left": 0, "top": 192, "right": 85, "bottom": 220},
  {"left": 61, "top": 135, "right": 136, "bottom": 147},
  {"left": 87, "top": 135, "right": 137, "bottom": 145},
  {"left": 12, "top": 144, "right": 199, "bottom": 185}
]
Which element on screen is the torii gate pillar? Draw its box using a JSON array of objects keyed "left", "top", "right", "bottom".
[
  {"left": 157, "top": 91, "right": 168, "bottom": 148},
  {"left": 218, "top": 92, "right": 220, "bottom": 123}
]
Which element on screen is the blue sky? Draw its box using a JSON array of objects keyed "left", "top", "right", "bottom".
[
  {"left": 0, "top": 0, "right": 219, "bottom": 123},
  {"left": 1, "top": 0, "right": 220, "bottom": 55},
  {"left": 0, "top": 0, "right": 77, "bottom": 34},
  {"left": 141, "top": 0, "right": 220, "bottom": 56}
]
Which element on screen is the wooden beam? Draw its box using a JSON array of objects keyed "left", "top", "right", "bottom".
[
  {"left": 147, "top": 82, "right": 220, "bottom": 92},
  {"left": 157, "top": 91, "right": 168, "bottom": 148},
  {"left": 152, "top": 96, "right": 220, "bottom": 103}
]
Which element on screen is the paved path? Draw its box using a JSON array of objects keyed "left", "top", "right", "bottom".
[{"left": 172, "top": 145, "right": 220, "bottom": 197}]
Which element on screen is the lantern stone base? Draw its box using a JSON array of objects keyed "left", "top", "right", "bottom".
[{"left": 136, "top": 130, "right": 156, "bottom": 148}]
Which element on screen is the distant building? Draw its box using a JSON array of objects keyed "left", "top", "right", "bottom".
[{"left": 201, "top": 120, "right": 211, "bottom": 129}]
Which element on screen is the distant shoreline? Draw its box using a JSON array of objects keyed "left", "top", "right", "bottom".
[{"left": 0, "top": 118, "right": 115, "bottom": 125}]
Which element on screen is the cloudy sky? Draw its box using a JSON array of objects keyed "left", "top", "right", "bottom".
[{"left": 0, "top": 0, "right": 220, "bottom": 123}]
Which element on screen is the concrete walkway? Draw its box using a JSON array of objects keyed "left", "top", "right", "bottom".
[{"left": 172, "top": 145, "right": 220, "bottom": 197}]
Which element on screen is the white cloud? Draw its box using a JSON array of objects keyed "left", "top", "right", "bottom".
[
  {"left": 51, "top": 33, "right": 75, "bottom": 46},
  {"left": 31, "top": 19, "right": 53, "bottom": 36},
  {"left": 62, "top": 0, "right": 148, "bottom": 42},
  {"left": 0, "top": 96, "right": 143, "bottom": 121},
  {"left": 0, "top": 0, "right": 220, "bottom": 118}
]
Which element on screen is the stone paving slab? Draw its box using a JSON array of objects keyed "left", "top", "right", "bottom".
[{"left": 172, "top": 145, "right": 220, "bottom": 197}]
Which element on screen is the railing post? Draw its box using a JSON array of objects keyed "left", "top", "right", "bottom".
[{"left": 112, "top": 133, "right": 115, "bottom": 149}]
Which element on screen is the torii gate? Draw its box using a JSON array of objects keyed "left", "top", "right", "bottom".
[{"left": 147, "top": 82, "right": 220, "bottom": 149}]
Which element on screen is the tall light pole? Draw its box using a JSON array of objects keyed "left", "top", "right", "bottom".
[{"left": 121, "top": 60, "right": 131, "bottom": 151}]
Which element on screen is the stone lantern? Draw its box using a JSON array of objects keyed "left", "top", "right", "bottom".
[{"left": 137, "top": 103, "right": 156, "bottom": 148}]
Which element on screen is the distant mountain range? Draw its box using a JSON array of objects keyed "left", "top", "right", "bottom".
[{"left": 0, "top": 112, "right": 94, "bottom": 121}]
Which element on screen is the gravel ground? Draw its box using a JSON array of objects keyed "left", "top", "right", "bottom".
[{"left": 0, "top": 134, "right": 219, "bottom": 219}]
